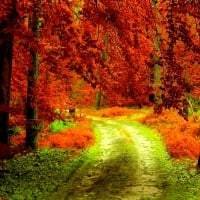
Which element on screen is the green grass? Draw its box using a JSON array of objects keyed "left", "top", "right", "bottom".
[
  {"left": 49, "top": 120, "right": 74, "bottom": 133},
  {"left": 0, "top": 148, "right": 87, "bottom": 200},
  {"left": 95, "top": 116, "right": 200, "bottom": 199}
]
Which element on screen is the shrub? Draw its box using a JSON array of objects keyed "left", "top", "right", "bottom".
[
  {"left": 39, "top": 118, "right": 94, "bottom": 149},
  {"left": 39, "top": 127, "right": 94, "bottom": 149},
  {"left": 49, "top": 120, "right": 74, "bottom": 133},
  {"left": 141, "top": 108, "right": 200, "bottom": 160}
]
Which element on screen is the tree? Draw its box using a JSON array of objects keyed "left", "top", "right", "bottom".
[
  {"left": 149, "top": 0, "right": 163, "bottom": 113},
  {"left": 0, "top": 1, "right": 17, "bottom": 144},
  {"left": 82, "top": 0, "right": 153, "bottom": 106},
  {"left": 158, "top": 0, "right": 200, "bottom": 119},
  {"left": 25, "top": 1, "right": 41, "bottom": 149},
  {"left": 9, "top": 0, "right": 101, "bottom": 120}
]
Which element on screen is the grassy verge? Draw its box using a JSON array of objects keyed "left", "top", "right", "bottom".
[
  {"left": 46, "top": 122, "right": 102, "bottom": 200},
  {"left": 0, "top": 117, "right": 96, "bottom": 200},
  {"left": 140, "top": 108, "right": 200, "bottom": 159},
  {"left": 0, "top": 148, "right": 88, "bottom": 200}
]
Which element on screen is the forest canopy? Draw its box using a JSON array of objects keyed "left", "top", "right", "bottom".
[{"left": 0, "top": 0, "right": 200, "bottom": 149}]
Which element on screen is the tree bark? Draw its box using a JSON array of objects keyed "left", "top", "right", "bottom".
[
  {"left": 26, "top": 51, "right": 40, "bottom": 149},
  {"left": 95, "top": 90, "right": 102, "bottom": 110},
  {"left": 0, "top": 5, "right": 17, "bottom": 144},
  {"left": 26, "top": 1, "right": 41, "bottom": 149},
  {"left": 198, "top": 156, "right": 200, "bottom": 167},
  {"left": 151, "top": 0, "right": 162, "bottom": 114}
]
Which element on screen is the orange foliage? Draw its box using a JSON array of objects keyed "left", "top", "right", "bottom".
[
  {"left": 83, "top": 107, "right": 140, "bottom": 117},
  {"left": 39, "top": 126, "right": 94, "bottom": 149},
  {"left": 82, "top": 109, "right": 99, "bottom": 116},
  {"left": 10, "top": 118, "right": 95, "bottom": 150},
  {"left": 10, "top": 131, "right": 26, "bottom": 146},
  {"left": 141, "top": 109, "right": 186, "bottom": 126},
  {"left": 98, "top": 107, "right": 140, "bottom": 117},
  {"left": 0, "top": 139, "right": 29, "bottom": 159},
  {"left": 141, "top": 109, "right": 200, "bottom": 160}
]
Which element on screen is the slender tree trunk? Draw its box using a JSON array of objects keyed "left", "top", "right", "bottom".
[
  {"left": 95, "top": 33, "right": 108, "bottom": 110},
  {"left": 95, "top": 90, "right": 102, "bottom": 110},
  {"left": 26, "top": 51, "right": 40, "bottom": 149},
  {"left": 198, "top": 156, "right": 200, "bottom": 167},
  {"left": 26, "top": 1, "right": 41, "bottom": 149},
  {"left": 0, "top": 4, "right": 17, "bottom": 144},
  {"left": 151, "top": 0, "right": 162, "bottom": 114},
  {"left": 153, "top": 55, "right": 162, "bottom": 114}
]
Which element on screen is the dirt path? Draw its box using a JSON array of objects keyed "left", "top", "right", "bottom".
[{"left": 48, "top": 118, "right": 199, "bottom": 200}]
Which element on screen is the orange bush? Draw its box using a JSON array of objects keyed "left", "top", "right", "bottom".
[
  {"left": 10, "top": 118, "right": 95, "bottom": 150},
  {"left": 141, "top": 108, "right": 200, "bottom": 160},
  {"left": 39, "top": 126, "right": 94, "bottom": 149},
  {"left": 97, "top": 107, "right": 140, "bottom": 117},
  {"left": 140, "top": 108, "right": 185, "bottom": 127}
]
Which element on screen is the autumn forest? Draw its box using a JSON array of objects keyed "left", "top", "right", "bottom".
[{"left": 0, "top": 0, "right": 200, "bottom": 199}]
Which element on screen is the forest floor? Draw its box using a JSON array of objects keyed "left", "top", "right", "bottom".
[{"left": 48, "top": 116, "right": 200, "bottom": 200}]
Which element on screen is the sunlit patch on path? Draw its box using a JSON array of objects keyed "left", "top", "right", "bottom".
[{"left": 120, "top": 125, "right": 162, "bottom": 199}]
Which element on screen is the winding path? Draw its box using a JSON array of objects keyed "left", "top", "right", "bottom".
[
  {"left": 95, "top": 119, "right": 163, "bottom": 199},
  {"left": 48, "top": 117, "right": 198, "bottom": 200}
]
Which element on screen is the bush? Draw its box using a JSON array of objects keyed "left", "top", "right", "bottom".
[
  {"left": 140, "top": 108, "right": 200, "bottom": 160},
  {"left": 49, "top": 120, "right": 74, "bottom": 133},
  {"left": 40, "top": 121, "right": 94, "bottom": 149}
]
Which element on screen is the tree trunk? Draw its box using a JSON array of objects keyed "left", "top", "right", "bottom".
[
  {"left": 198, "top": 156, "right": 200, "bottom": 167},
  {"left": 26, "top": 51, "right": 40, "bottom": 149},
  {"left": 26, "top": 2, "right": 41, "bottom": 150},
  {"left": 0, "top": 6, "right": 17, "bottom": 144},
  {"left": 151, "top": 0, "right": 162, "bottom": 114},
  {"left": 153, "top": 61, "right": 162, "bottom": 114},
  {"left": 95, "top": 90, "right": 102, "bottom": 110}
]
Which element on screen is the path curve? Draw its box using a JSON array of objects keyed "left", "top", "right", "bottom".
[{"left": 49, "top": 118, "right": 171, "bottom": 200}]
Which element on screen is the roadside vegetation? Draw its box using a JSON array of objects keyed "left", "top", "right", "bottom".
[
  {"left": 0, "top": 107, "right": 200, "bottom": 199},
  {"left": 140, "top": 108, "right": 200, "bottom": 160},
  {"left": 0, "top": 115, "right": 95, "bottom": 200}
]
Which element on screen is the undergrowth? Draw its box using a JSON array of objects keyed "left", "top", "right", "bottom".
[
  {"left": 49, "top": 120, "right": 74, "bottom": 133},
  {"left": 45, "top": 122, "right": 102, "bottom": 200},
  {"left": 0, "top": 148, "right": 87, "bottom": 200},
  {"left": 140, "top": 108, "right": 200, "bottom": 160},
  {"left": 0, "top": 117, "right": 97, "bottom": 200},
  {"left": 9, "top": 118, "right": 95, "bottom": 151},
  {"left": 83, "top": 106, "right": 146, "bottom": 117}
]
